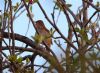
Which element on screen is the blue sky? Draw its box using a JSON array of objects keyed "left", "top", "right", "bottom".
[{"left": 0, "top": 0, "right": 99, "bottom": 72}]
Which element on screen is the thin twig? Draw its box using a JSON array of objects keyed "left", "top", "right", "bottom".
[
  {"left": 54, "top": 40, "right": 66, "bottom": 54},
  {"left": 84, "top": 0, "right": 100, "bottom": 11},
  {"left": 85, "top": 11, "right": 97, "bottom": 27},
  {"left": 37, "top": 1, "right": 77, "bottom": 51},
  {"left": 35, "top": 61, "right": 48, "bottom": 73},
  {"left": 9, "top": 0, "right": 15, "bottom": 55}
]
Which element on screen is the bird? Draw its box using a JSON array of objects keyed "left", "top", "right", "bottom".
[{"left": 35, "top": 20, "right": 52, "bottom": 48}]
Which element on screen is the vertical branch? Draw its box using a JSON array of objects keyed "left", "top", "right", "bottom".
[
  {"left": 2, "top": 0, "right": 7, "bottom": 31},
  {"left": 82, "top": 0, "right": 88, "bottom": 27},
  {"left": 0, "top": 33, "right": 2, "bottom": 73},
  {"left": 30, "top": 53, "right": 37, "bottom": 71},
  {"left": 21, "top": 0, "right": 36, "bottom": 31},
  {"left": 57, "top": 0, "right": 82, "bottom": 27},
  {"left": 22, "top": 0, "right": 58, "bottom": 60},
  {"left": 9, "top": 0, "right": 15, "bottom": 55},
  {"left": 0, "top": 11, "right": 3, "bottom": 73},
  {"left": 22, "top": 1, "right": 59, "bottom": 72},
  {"left": 65, "top": 25, "right": 73, "bottom": 72},
  {"left": 37, "top": 1, "right": 77, "bottom": 51}
]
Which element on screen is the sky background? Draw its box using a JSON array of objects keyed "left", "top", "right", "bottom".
[{"left": 0, "top": 0, "right": 99, "bottom": 73}]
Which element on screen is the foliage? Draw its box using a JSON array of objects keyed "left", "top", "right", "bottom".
[{"left": 0, "top": 0, "right": 100, "bottom": 73}]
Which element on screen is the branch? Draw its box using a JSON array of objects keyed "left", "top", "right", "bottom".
[
  {"left": 2, "top": 46, "right": 35, "bottom": 52},
  {"left": 57, "top": 0, "right": 82, "bottom": 27},
  {"left": 2, "top": 32, "right": 65, "bottom": 73},
  {"left": 9, "top": 0, "right": 15, "bottom": 54},
  {"left": 84, "top": 0, "right": 100, "bottom": 11},
  {"left": 84, "top": 11, "right": 97, "bottom": 27},
  {"left": 37, "top": 1, "right": 77, "bottom": 51}
]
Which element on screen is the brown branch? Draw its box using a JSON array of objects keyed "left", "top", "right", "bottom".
[
  {"left": 16, "top": 2, "right": 39, "bottom": 71},
  {"left": 37, "top": 1, "right": 77, "bottom": 51},
  {"left": 84, "top": 0, "right": 100, "bottom": 11},
  {"left": 3, "top": 32, "right": 37, "bottom": 50},
  {"left": 2, "top": 0, "right": 7, "bottom": 31},
  {"left": 54, "top": 40, "right": 66, "bottom": 54},
  {"left": 2, "top": 46, "right": 34, "bottom": 52},
  {"left": 0, "top": 10, "right": 3, "bottom": 73},
  {"left": 21, "top": 0, "right": 36, "bottom": 31},
  {"left": 84, "top": 11, "right": 97, "bottom": 27},
  {"left": 63, "top": 10, "right": 79, "bottom": 51},
  {"left": 82, "top": 0, "right": 88, "bottom": 27},
  {"left": 57, "top": 0, "right": 82, "bottom": 27},
  {"left": 2, "top": 32, "right": 65, "bottom": 73},
  {"left": 85, "top": 40, "right": 100, "bottom": 53},
  {"left": 2, "top": 39, "right": 12, "bottom": 54},
  {"left": 0, "top": 33, "right": 3, "bottom": 73},
  {"left": 9, "top": 0, "right": 15, "bottom": 55},
  {"left": 37, "top": 2, "right": 53, "bottom": 25},
  {"left": 3, "top": 63, "right": 48, "bottom": 71},
  {"left": 22, "top": 0, "right": 58, "bottom": 62},
  {"left": 35, "top": 61, "right": 48, "bottom": 73}
]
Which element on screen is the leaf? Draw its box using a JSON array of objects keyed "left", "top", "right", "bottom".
[
  {"left": 4, "top": 12, "right": 9, "bottom": 18},
  {"left": 54, "top": 1, "right": 72, "bottom": 11},
  {"left": 25, "top": 0, "right": 29, "bottom": 2},
  {"left": 86, "top": 40, "right": 92, "bottom": 45},
  {"left": 54, "top": 1, "right": 63, "bottom": 11},
  {"left": 26, "top": 12, "right": 34, "bottom": 18},
  {"left": 26, "top": 58, "right": 30, "bottom": 63},
  {"left": 91, "top": 22, "right": 97, "bottom": 28},
  {"left": 31, "top": 33, "right": 45, "bottom": 45},
  {"left": 88, "top": 51, "right": 100, "bottom": 60},
  {"left": 96, "top": 2, "right": 100, "bottom": 7},
  {"left": 29, "top": 6, "right": 32, "bottom": 12},
  {"left": 79, "top": 28, "right": 88, "bottom": 41},
  {"left": 13, "top": 2, "right": 19, "bottom": 12},
  {"left": 34, "top": 0, "right": 39, "bottom": 3},
  {"left": 66, "top": 4, "right": 72, "bottom": 7},
  {"left": 17, "top": 57, "right": 22, "bottom": 63},
  {"left": 50, "top": 28, "right": 56, "bottom": 37},
  {"left": 75, "top": 28, "right": 80, "bottom": 32},
  {"left": 8, "top": 55, "right": 17, "bottom": 62}
]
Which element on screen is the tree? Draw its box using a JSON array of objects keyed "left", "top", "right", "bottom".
[{"left": 0, "top": 0, "right": 100, "bottom": 73}]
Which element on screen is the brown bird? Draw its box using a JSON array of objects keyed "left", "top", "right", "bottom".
[{"left": 35, "top": 20, "right": 52, "bottom": 48}]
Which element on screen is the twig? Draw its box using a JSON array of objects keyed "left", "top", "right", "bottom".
[
  {"left": 9, "top": 0, "right": 15, "bottom": 55},
  {"left": 35, "top": 61, "right": 48, "bottom": 73},
  {"left": 54, "top": 40, "right": 66, "bottom": 54},
  {"left": 37, "top": 1, "right": 77, "bottom": 51},
  {"left": 84, "top": 11, "right": 97, "bottom": 27},
  {"left": 63, "top": 10, "right": 79, "bottom": 51},
  {"left": 3, "top": 39, "right": 11, "bottom": 53},
  {"left": 84, "top": 0, "right": 100, "bottom": 11},
  {"left": 22, "top": 0, "right": 58, "bottom": 62},
  {"left": 82, "top": 0, "right": 88, "bottom": 27},
  {"left": 57, "top": 0, "right": 82, "bottom": 27}
]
